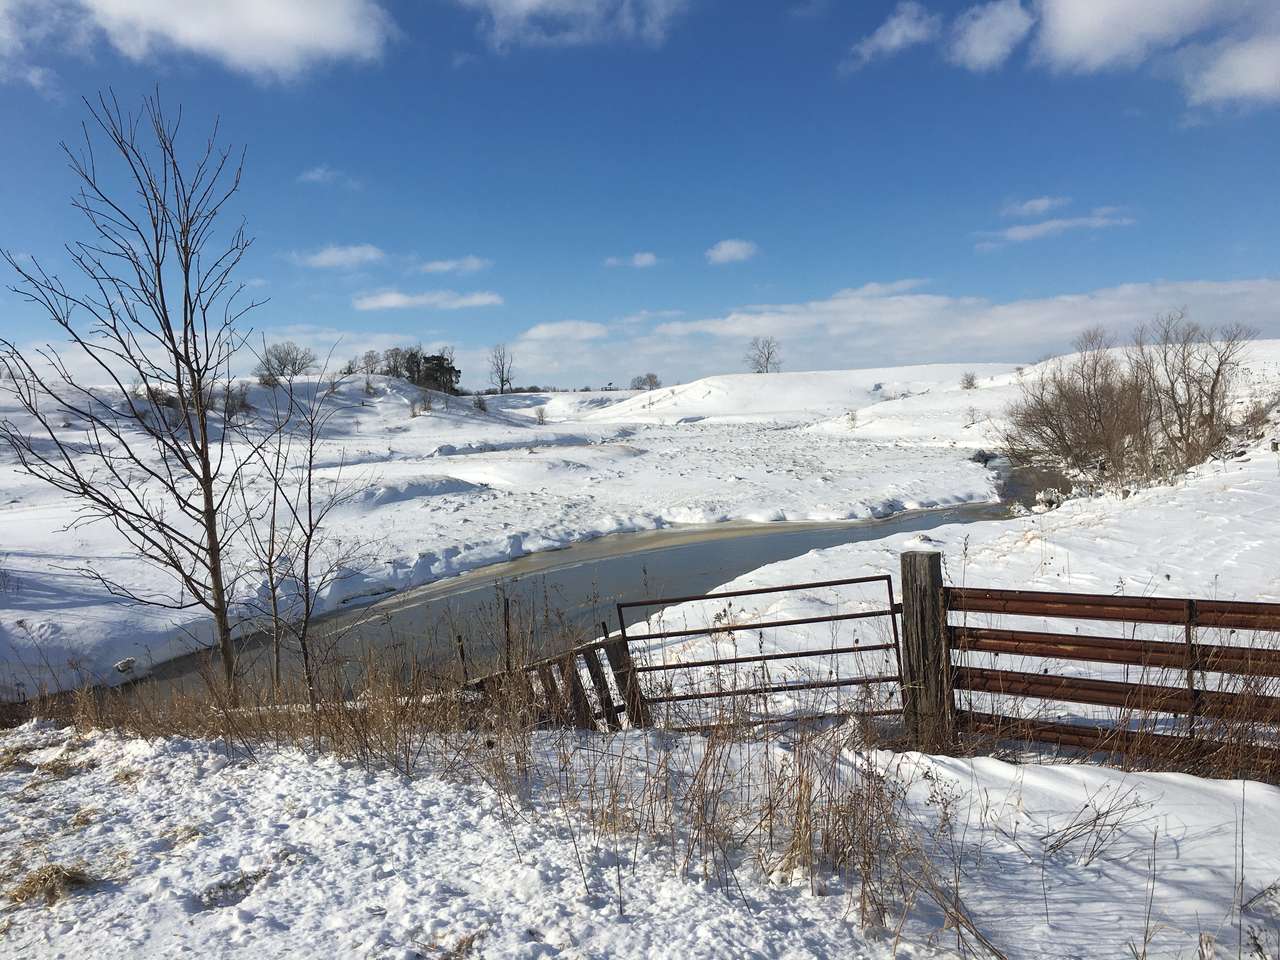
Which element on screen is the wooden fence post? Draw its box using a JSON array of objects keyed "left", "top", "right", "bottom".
[{"left": 900, "top": 550, "right": 954, "bottom": 750}]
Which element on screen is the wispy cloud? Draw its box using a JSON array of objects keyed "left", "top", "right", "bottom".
[
  {"left": 947, "top": 0, "right": 1033, "bottom": 72},
  {"left": 604, "top": 252, "right": 658, "bottom": 268},
  {"left": 652, "top": 277, "right": 1280, "bottom": 371},
  {"left": 1001, "top": 195, "right": 1071, "bottom": 218},
  {"left": 297, "top": 164, "right": 362, "bottom": 189},
  {"left": 454, "top": 0, "right": 690, "bottom": 49},
  {"left": 705, "top": 239, "right": 759, "bottom": 265},
  {"left": 285, "top": 278, "right": 1280, "bottom": 387},
  {"left": 976, "top": 208, "right": 1135, "bottom": 250},
  {"left": 831, "top": 0, "right": 1279, "bottom": 110},
  {"left": 843, "top": 1, "right": 941, "bottom": 72},
  {"left": 521, "top": 321, "right": 607, "bottom": 341},
  {"left": 419, "top": 255, "right": 493, "bottom": 274},
  {"left": 291, "top": 243, "right": 385, "bottom": 269},
  {"left": 1184, "top": 33, "right": 1280, "bottom": 106},
  {"left": 353, "top": 289, "right": 504, "bottom": 310}
]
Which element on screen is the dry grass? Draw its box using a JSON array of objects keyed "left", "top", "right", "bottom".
[
  {"left": 111, "top": 767, "right": 141, "bottom": 787},
  {"left": 6, "top": 863, "right": 95, "bottom": 905},
  {"left": 21, "top": 593, "right": 1278, "bottom": 958},
  {"left": 0, "top": 748, "right": 32, "bottom": 773},
  {"left": 67, "top": 806, "right": 99, "bottom": 829}
]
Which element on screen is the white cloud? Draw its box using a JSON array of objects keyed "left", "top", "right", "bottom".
[
  {"left": 976, "top": 208, "right": 1134, "bottom": 249},
  {"left": 843, "top": 1, "right": 941, "bottom": 71},
  {"left": 1001, "top": 195, "right": 1071, "bottom": 217},
  {"left": 352, "top": 289, "right": 504, "bottom": 310},
  {"left": 297, "top": 164, "right": 362, "bottom": 189},
  {"left": 705, "top": 239, "right": 759, "bottom": 265},
  {"left": 0, "top": 0, "right": 394, "bottom": 82},
  {"left": 521, "top": 321, "right": 608, "bottom": 341},
  {"left": 1033, "top": 0, "right": 1231, "bottom": 73},
  {"left": 1185, "top": 33, "right": 1280, "bottom": 105},
  {"left": 604, "top": 252, "right": 659, "bottom": 268},
  {"left": 279, "top": 277, "right": 1280, "bottom": 386},
  {"left": 419, "top": 255, "right": 494, "bottom": 274},
  {"left": 652, "top": 278, "right": 1280, "bottom": 371},
  {"left": 292, "top": 243, "right": 385, "bottom": 269},
  {"left": 454, "top": 0, "right": 689, "bottom": 49},
  {"left": 948, "top": 0, "right": 1034, "bottom": 71}
]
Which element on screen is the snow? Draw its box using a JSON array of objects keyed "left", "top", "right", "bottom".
[
  {"left": 3, "top": 721, "right": 1278, "bottom": 959},
  {"left": 3, "top": 344, "right": 1280, "bottom": 959},
  {"left": 0, "top": 365, "right": 1010, "bottom": 697}
]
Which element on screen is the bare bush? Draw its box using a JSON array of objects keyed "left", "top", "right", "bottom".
[
  {"left": 960, "top": 371, "right": 978, "bottom": 390},
  {"left": 629, "top": 373, "right": 661, "bottom": 390},
  {"left": 1002, "top": 327, "right": 1151, "bottom": 486},
  {"left": 1131, "top": 311, "right": 1255, "bottom": 469},
  {"left": 1001, "top": 317, "right": 1256, "bottom": 488}
]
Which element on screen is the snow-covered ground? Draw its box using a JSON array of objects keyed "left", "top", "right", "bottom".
[
  {"left": 0, "top": 362, "right": 1011, "bottom": 697},
  {"left": 4, "top": 345, "right": 1280, "bottom": 959},
  {"left": 2, "top": 720, "right": 1278, "bottom": 959}
]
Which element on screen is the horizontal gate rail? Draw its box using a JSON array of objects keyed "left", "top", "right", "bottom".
[
  {"left": 951, "top": 626, "right": 1280, "bottom": 676},
  {"left": 632, "top": 641, "right": 896, "bottom": 673},
  {"left": 948, "top": 587, "right": 1280, "bottom": 632},
  {"left": 954, "top": 665, "right": 1280, "bottom": 723},
  {"left": 621, "top": 608, "right": 895, "bottom": 644},
  {"left": 958, "top": 710, "right": 1280, "bottom": 775},
  {"left": 645, "top": 672, "right": 897, "bottom": 706}
]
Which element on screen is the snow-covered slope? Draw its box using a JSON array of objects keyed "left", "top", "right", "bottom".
[{"left": 585, "top": 364, "right": 1016, "bottom": 425}]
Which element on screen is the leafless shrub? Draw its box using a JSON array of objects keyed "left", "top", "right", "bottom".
[
  {"left": 1002, "top": 316, "right": 1257, "bottom": 488},
  {"left": 535, "top": 405, "right": 547, "bottom": 424},
  {"left": 960, "top": 371, "right": 978, "bottom": 390},
  {"left": 1001, "top": 326, "right": 1151, "bottom": 487},
  {"left": 1131, "top": 311, "right": 1255, "bottom": 470}
]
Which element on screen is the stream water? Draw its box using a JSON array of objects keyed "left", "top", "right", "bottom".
[{"left": 141, "top": 462, "right": 1059, "bottom": 692}]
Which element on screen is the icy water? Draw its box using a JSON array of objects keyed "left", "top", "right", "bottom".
[{"left": 145, "top": 463, "right": 1058, "bottom": 692}]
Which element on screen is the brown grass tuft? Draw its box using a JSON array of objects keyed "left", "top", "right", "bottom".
[{"left": 6, "top": 863, "right": 95, "bottom": 905}]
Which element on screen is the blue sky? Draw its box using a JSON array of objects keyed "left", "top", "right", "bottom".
[{"left": 1, "top": 1, "right": 1278, "bottom": 388}]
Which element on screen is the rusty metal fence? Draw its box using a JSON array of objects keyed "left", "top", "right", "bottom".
[
  {"left": 467, "top": 574, "right": 904, "bottom": 732},
  {"left": 465, "top": 551, "right": 1280, "bottom": 776},
  {"left": 944, "top": 584, "right": 1280, "bottom": 769}
]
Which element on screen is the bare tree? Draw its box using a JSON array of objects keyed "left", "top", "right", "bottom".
[
  {"left": 744, "top": 336, "right": 781, "bottom": 374},
  {"left": 489, "top": 343, "right": 515, "bottom": 394},
  {"left": 959, "top": 371, "right": 978, "bottom": 390},
  {"left": 0, "top": 92, "right": 259, "bottom": 694},
  {"left": 254, "top": 340, "right": 317, "bottom": 386},
  {"left": 358, "top": 350, "right": 381, "bottom": 375},
  {"left": 242, "top": 361, "right": 369, "bottom": 706},
  {"left": 1131, "top": 311, "right": 1255, "bottom": 469},
  {"left": 630, "top": 373, "right": 662, "bottom": 390}
]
